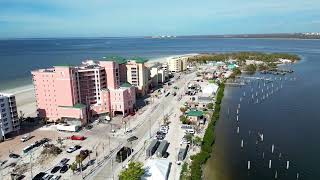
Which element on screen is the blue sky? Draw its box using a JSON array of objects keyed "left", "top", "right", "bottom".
[{"left": 1, "top": 0, "right": 320, "bottom": 38}]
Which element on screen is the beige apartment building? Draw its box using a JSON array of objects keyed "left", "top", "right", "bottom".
[
  {"left": 167, "top": 57, "right": 188, "bottom": 72},
  {"left": 126, "top": 58, "right": 150, "bottom": 96}
]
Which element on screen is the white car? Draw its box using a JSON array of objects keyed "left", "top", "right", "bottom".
[
  {"left": 160, "top": 128, "right": 168, "bottom": 134},
  {"left": 160, "top": 125, "right": 169, "bottom": 129},
  {"left": 66, "top": 145, "right": 81, "bottom": 153},
  {"left": 51, "top": 175, "right": 61, "bottom": 180},
  {"left": 180, "top": 138, "right": 190, "bottom": 145},
  {"left": 185, "top": 129, "right": 195, "bottom": 134},
  {"left": 20, "top": 135, "right": 31, "bottom": 142}
]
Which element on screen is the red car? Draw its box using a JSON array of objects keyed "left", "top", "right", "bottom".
[{"left": 70, "top": 135, "right": 85, "bottom": 141}]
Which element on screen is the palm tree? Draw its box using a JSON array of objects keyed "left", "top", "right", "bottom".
[{"left": 119, "top": 162, "right": 144, "bottom": 180}]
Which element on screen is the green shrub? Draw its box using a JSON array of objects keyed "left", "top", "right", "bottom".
[{"left": 186, "top": 83, "right": 225, "bottom": 180}]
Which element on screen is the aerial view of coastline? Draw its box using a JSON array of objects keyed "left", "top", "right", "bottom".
[{"left": 1, "top": 1, "right": 320, "bottom": 180}]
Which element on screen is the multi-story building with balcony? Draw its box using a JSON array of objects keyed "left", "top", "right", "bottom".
[
  {"left": 0, "top": 93, "right": 20, "bottom": 140},
  {"left": 31, "top": 60, "right": 136, "bottom": 125},
  {"left": 167, "top": 56, "right": 188, "bottom": 72},
  {"left": 126, "top": 58, "right": 150, "bottom": 96}
]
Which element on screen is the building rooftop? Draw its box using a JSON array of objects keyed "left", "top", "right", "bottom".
[
  {"left": 120, "top": 82, "right": 132, "bottom": 88},
  {"left": 186, "top": 110, "right": 204, "bottom": 117},
  {"left": 0, "top": 93, "right": 14, "bottom": 97},
  {"left": 73, "top": 103, "right": 86, "bottom": 109},
  {"left": 102, "top": 56, "right": 127, "bottom": 64},
  {"left": 130, "top": 57, "right": 148, "bottom": 63},
  {"left": 54, "top": 64, "right": 74, "bottom": 67},
  {"left": 59, "top": 103, "right": 86, "bottom": 109}
]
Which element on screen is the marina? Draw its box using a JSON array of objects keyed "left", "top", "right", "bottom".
[{"left": 204, "top": 55, "right": 320, "bottom": 179}]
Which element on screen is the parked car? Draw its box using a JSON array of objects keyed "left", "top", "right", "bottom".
[
  {"left": 51, "top": 166, "right": 61, "bottom": 174},
  {"left": 9, "top": 153, "right": 20, "bottom": 158},
  {"left": 180, "top": 138, "right": 191, "bottom": 145},
  {"left": 185, "top": 129, "right": 195, "bottom": 134},
  {"left": 156, "top": 131, "right": 166, "bottom": 135},
  {"left": 155, "top": 134, "right": 165, "bottom": 140},
  {"left": 159, "top": 128, "right": 168, "bottom": 134},
  {"left": 66, "top": 145, "right": 81, "bottom": 153},
  {"left": 59, "top": 158, "right": 70, "bottom": 165},
  {"left": 59, "top": 165, "right": 69, "bottom": 173},
  {"left": 85, "top": 125, "right": 93, "bottom": 130},
  {"left": 160, "top": 125, "right": 169, "bottom": 129},
  {"left": 20, "top": 135, "right": 31, "bottom": 142},
  {"left": 51, "top": 175, "right": 61, "bottom": 180},
  {"left": 32, "top": 172, "right": 46, "bottom": 180},
  {"left": 70, "top": 135, "right": 85, "bottom": 141},
  {"left": 127, "top": 136, "right": 138, "bottom": 142},
  {"left": 0, "top": 160, "right": 7, "bottom": 166},
  {"left": 181, "top": 124, "right": 194, "bottom": 129},
  {"left": 42, "top": 174, "right": 53, "bottom": 180}
]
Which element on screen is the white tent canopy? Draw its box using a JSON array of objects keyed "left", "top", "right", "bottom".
[
  {"left": 202, "top": 83, "right": 219, "bottom": 96},
  {"left": 141, "top": 159, "right": 171, "bottom": 180}
]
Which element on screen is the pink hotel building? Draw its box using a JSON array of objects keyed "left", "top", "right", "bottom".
[{"left": 32, "top": 60, "right": 136, "bottom": 125}]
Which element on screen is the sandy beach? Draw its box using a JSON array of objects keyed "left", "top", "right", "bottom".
[
  {"left": 2, "top": 84, "right": 37, "bottom": 117},
  {"left": 145, "top": 53, "right": 198, "bottom": 67}
]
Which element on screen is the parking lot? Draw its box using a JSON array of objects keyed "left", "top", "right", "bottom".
[{"left": 0, "top": 70, "right": 213, "bottom": 180}]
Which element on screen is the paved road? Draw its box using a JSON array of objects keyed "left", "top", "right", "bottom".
[{"left": 87, "top": 72, "right": 196, "bottom": 180}]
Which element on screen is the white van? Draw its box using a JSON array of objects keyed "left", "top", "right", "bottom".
[{"left": 185, "top": 129, "right": 195, "bottom": 134}]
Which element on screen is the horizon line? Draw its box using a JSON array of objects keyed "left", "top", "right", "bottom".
[{"left": 0, "top": 32, "right": 314, "bottom": 40}]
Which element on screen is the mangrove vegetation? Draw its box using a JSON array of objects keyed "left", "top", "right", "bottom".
[
  {"left": 188, "top": 52, "right": 300, "bottom": 63},
  {"left": 181, "top": 83, "right": 225, "bottom": 180}
]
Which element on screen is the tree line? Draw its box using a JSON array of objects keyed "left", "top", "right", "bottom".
[
  {"left": 181, "top": 83, "right": 225, "bottom": 180},
  {"left": 188, "top": 52, "right": 300, "bottom": 63}
]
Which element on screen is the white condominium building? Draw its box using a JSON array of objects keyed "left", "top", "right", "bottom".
[{"left": 0, "top": 93, "right": 20, "bottom": 140}]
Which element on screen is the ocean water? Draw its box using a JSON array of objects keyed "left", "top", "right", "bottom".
[
  {"left": 0, "top": 37, "right": 320, "bottom": 179},
  {"left": 1, "top": 37, "right": 319, "bottom": 91}
]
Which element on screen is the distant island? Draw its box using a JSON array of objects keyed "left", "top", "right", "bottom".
[{"left": 145, "top": 33, "right": 320, "bottom": 40}]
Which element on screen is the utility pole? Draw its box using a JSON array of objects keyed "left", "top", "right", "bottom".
[
  {"left": 111, "top": 158, "right": 114, "bottom": 180},
  {"left": 149, "top": 117, "right": 151, "bottom": 138},
  {"left": 80, "top": 160, "right": 84, "bottom": 180},
  {"left": 0, "top": 155, "right": 3, "bottom": 179},
  {"left": 108, "top": 136, "right": 111, "bottom": 153},
  {"left": 30, "top": 152, "right": 33, "bottom": 179}
]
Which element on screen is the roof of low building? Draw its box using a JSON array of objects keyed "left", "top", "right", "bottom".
[{"left": 187, "top": 110, "right": 204, "bottom": 117}]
